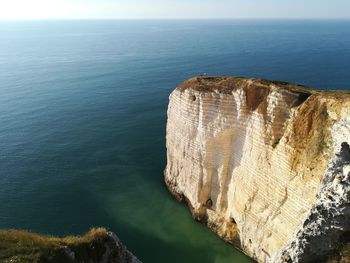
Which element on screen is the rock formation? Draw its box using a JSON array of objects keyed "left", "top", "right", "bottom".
[
  {"left": 0, "top": 228, "right": 141, "bottom": 263},
  {"left": 164, "top": 76, "right": 350, "bottom": 263}
]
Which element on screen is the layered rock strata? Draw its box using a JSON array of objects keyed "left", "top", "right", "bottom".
[{"left": 164, "top": 76, "right": 350, "bottom": 263}]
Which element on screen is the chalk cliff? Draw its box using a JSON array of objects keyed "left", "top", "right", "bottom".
[{"left": 164, "top": 76, "right": 350, "bottom": 263}]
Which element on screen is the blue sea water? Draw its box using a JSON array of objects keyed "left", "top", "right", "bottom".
[{"left": 0, "top": 20, "right": 350, "bottom": 263}]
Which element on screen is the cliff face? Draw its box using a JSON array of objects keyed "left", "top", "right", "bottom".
[{"left": 164, "top": 77, "right": 350, "bottom": 263}]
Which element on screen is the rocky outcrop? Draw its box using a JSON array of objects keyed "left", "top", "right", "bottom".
[
  {"left": 42, "top": 231, "right": 141, "bottom": 263},
  {"left": 164, "top": 76, "right": 350, "bottom": 263},
  {"left": 0, "top": 228, "right": 141, "bottom": 263}
]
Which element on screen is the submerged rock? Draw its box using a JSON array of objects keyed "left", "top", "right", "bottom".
[{"left": 164, "top": 76, "right": 350, "bottom": 263}]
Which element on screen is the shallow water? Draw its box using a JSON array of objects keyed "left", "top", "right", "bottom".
[{"left": 0, "top": 20, "right": 350, "bottom": 262}]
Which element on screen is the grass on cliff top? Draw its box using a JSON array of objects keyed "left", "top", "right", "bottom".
[
  {"left": 180, "top": 76, "right": 350, "bottom": 96},
  {"left": 0, "top": 227, "right": 108, "bottom": 263}
]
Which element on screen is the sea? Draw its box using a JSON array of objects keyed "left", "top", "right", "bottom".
[{"left": 0, "top": 20, "right": 350, "bottom": 263}]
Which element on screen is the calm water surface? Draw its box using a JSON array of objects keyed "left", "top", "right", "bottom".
[{"left": 1, "top": 20, "right": 350, "bottom": 263}]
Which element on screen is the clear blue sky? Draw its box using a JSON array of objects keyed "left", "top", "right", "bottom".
[{"left": 1, "top": 0, "right": 350, "bottom": 20}]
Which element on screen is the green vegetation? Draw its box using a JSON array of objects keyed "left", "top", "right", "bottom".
[
  {"left": 182, "top": 76, "right": 350, "bottom": 96},
  {"left": 0, "top": 228, "right": 109, "bottom": 263}
]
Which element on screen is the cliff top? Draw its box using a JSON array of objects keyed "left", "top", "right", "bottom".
[
  {"left": 0, "top": 228, "right": 139, "bottom": 263},
  {"left": 177, "top": 76, "right": 350, "bottom": 97}
]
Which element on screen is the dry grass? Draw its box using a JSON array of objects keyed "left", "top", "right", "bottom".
[
  {"left": 0, "top": 228, "right": 108, "bottom": 263},
  {"left": 178, "top": 76, "right": 350, "bottom": 96}
]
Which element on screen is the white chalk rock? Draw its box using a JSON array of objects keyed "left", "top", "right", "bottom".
[{"left": 164, "top": 77, "right": 350, "bottom": 263}]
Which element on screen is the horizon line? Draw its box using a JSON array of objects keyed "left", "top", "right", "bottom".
[{"left": 1, "top": 17, "right": 350, "bottom": 22}]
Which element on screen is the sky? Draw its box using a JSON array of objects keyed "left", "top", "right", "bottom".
[{"left": 0, "top": 0, "right": 350, "bottom": 20}]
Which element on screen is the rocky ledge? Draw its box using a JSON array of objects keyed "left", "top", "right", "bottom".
[
  {"left": 164, "top": 76, "right": 350, "bottom": 263},
  {"left": 0, "top": 228, "right": 141, "bottom": 263}
]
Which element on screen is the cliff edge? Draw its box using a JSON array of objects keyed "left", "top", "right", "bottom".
[
  {"left": 164, "top": 76, "right": 350, "bottom": 263},
  {"left": 0, "top": 228, "right": 141, "bottom": 263}
]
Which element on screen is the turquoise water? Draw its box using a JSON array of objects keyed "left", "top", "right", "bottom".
[{"left": 1, "top": 20, "right": 350, "bottom": 263}]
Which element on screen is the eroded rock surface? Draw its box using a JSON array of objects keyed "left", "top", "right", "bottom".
[{"left": 164, "top": 76, "right": 350, "bottom": 263}]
